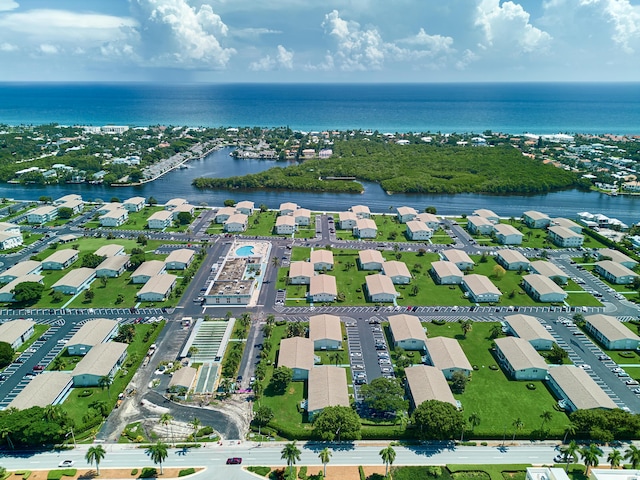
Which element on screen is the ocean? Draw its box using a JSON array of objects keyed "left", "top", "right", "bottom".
[{"left": 0, "top": 82, "right": 639, "bottom": 134}]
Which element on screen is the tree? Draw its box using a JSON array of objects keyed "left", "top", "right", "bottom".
[
  {"left": 281, "top": 441, "right": 301, "bottom": 475},
  {"left": 224, "top": 199, "right": 236, "bottom": 207},
  {"left": 270, "top": 366, "right": 293, "bottom": 394},
  {"left": 461, "top": 319, "right": 473, "bottom": 338},
  {"left": 99, "top": 375, "right": 112, "bottom": 396},
  {"left": 489, "top": 324, "right": 503, "bottom": 339},
  {"left": 114, "top": 324, "right": 135, "bottom": 343},
  {"left": 11, "top": 282, "right": 44, "bottom": 305},
  {"left": 469, "top": 413, "right": 481, "bottom": 432},
  {"left": 380, "top": 446, "right": 396, "bottom": 477},
  {"left": 512, "top": 418, "right": 524, "bottom": 441},
  {"left": 563, "top": 422, "right": 577, "bottom": 443},
  {"left": 329, "top": 351, "right": 343, "bottom": 366},
  {"left": 83, "top": 289, "right": 94, "bottom": 302},
  {"left": 561, "top": 440, "right": 579, "bottom": 472},
  {"left": 313, "top": 406, "right": 362, "bottom": 441},
  {"left": 57, "top": 207, "right": 73, "bottom": 219},
  {"left": 319, "top": 447, "right": 332, "bottom": 478},
  {"left": 608, "top": 449, "right": 622, "bottom": 469},
  {"left": 177, "top": 211, "right": 193, "bottom": 225},
  {"left": 580, "top": 444, "right": 603, "bottom": 475},
  {"left": 425, "top": 206, "right": 437, "bottom": 214},
  {"left": 159, "top": 413, "right": 173, "bottom": 445},
  {"left": 148, "top": 196, "right": 158, "bottom": 206},
  {"left": 540, "top": 410, "right": 553, "bottom": 430},
  {"left": 450, "top": 371, "right": 469, "bottom": 394},
  {"left": 146, "top": 441, "right": 169, "bottom": 475},
  {"left": 82, "top": 253, "right": 106, "bottom": 268},
  {"left": 412, "top": 400, "right": 464, "bottom": 440},
  {"left": 39, "top": 196, "right": 52, "bottom": 204},
  {"left": 492, "top": 264, "right": 506, "bottom": 279},
  {"left": 624, "top": 445, "right": 640, "bottom": 469},
  {"left": 547, "top": 344, "right": 569, "bottom": 365},
  {"left": 272, "top": 257, "right": 280, "bottom": 268},
  {"left": 254, "top": 405, "right": 274, "bottom": 434},
  {"left": 86, "top": 445, "right": 106, "bottom": 475},
  {"left": 0, "top": 342, "right": 14, "bottom": 368},
  {"left": 189, "top": 417, "right": 201, "bottom": 442},
  {"left": 360, "top": 377, "right": 407, "bottom": 414}
]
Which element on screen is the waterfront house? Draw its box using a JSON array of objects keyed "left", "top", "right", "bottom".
[
  {"left": 224, "top": 213, "right": 248, "bottom": 233},
  {"left": 171, "top": 203, "right": 194, "bottom": 220},
  {"left": 529, "top": 260, "right": 569, "bottom": 284},
  {"left": 275, "top": 215, "right": 296, "bottom": 235},
  {"left": 546, "top": 365, "right": 617, "bottom": 412},
  {"left": 26, "top": 205, "right": 57, "bottom": 225},
  {"left": 95, "top": 255, "right": 130, "bottom": 278},
  {"left": 288, "top": 261, "right": 314, "bottom": 285},
  {"left": 0, "top": 275, "right": 44, "bottom": 303},
  {"left": 309, "top": 274, "right": 337, "bottom": 302},
  {"left": 42, "top": 249, "right": 79, "bottom": 270},
  {"left": 278, "top": 337, "right": 314, "bottom": 380},
  {"left": 136, "top": 274, "right": 177, "bottom": 301},
  {"left": 164, "top": 248, "right": 195, "bottom": 270},
  {"left": 96, "top": 202, "right": 123, "bottom": 215},
  {"left": 496, "top": 249, "right": 530, "bottom": 271},
  {"left": 147, "top": 210, "right": 172, "bottom": 230},
  {"left": 597, "top": 248, "right": 638, "bottom": 269},
  {"left": 595, "top": 260, "right": 639, "bottom": 284},
  {"left": 0, "top": 260, "right": 42, "bottom": 284},
  {"left": 310, "top": 249, "right": 334, "bottom": 271},
  {"left": 494, "top": 337, "right": 548, "bottom": 380},
  {"left": 293, "top": 208, "right": 311, "bottom": 226},
  {"left": 406, "top": 220, "right": 433, "bottom": 241},
  {"left": 388, "top": 314, "right": 427, "bottom": 351},
  {"left": 522, "top": 274, "right": 568, "bottom": 303},
  {"left": 353, "top": 218, "right": 377, "bottom": 239},
  {"left": 164, "top": 198, "right": 188, "bottom": 210},
  {"left": 54, "top": 194, "right": 82, "bottom": 206},
  {"left": 585, "top": 314, "right": 640, "bottom": 350},
  {"left": 415, "top": 213, "right": 440, "bottom": 229},
  {"left": 504, "top": 314, "right": 555, "bottom": 350},
  {"left": 404, "top": 365, "right": 457, "bottom": 409},
  {"left": 396, "top": 206, "right": 417, "bottom": 223},
  {"left": 307, "top": 366, "right": 349, "bottom": 420},
  {"left": 338, "top": 211, "right": 358, "bottom": 229},
  {"left": 365, "top": 274, "right": 398, "bottom": 303},
  {"left": 94, "top": 244, "right": 125, "bottom": 257},
  {"left": 494, "top": 224, "right": 523, "bottom": 245},
  {"left": 214, "top": 206, "right": 236, "bottom": 224},
  {"left": 72, "top": 342, "right": 128, "bottom": 387},
  {"left": 472, "top": 209, "right": 500, "bottom": 224},
  {"left": 382, "top": 261, "right": 411, "bottom": 284},
  {"left": 522, "top": 211, "right": 551, "bottom": 229},
  {"left": 424, "top": 337, "right": 472, "bottom": 379},
  {"left": 442, "top": 249, "right": 474, "bottom": 271},
  {"left": 309, "top": 314, "right": 342, "bottom": 350},
  {"left": 123, "top": 196, "right": 146, "bottom": 212},
  {"left": 358, "top": 249, "right": 384, "bottom": 271},
  {"left": 99, "top": 208, "right": 128, "bottom": 227},
  {"left": 67, "top": 319, "right": 118, "bottom": 356},
  {"left": 235, "top": 201, "right": 255, "bottom": 215},
  {"left": 131, "top": 260, "right": 166, "bottom": 284},
  {"left": 0, "top": 319, "right": 35, "bottom": 349},
  {"left": 430, "top": 261, "right": 463, "bottom": 285},
  {"left": 551, "top": 217, "right": 582, "bottom": 233},
  {"left": 350, "top": 205, "right": 371, "bottom": 219},
  {"left": 279, "top": 202, "right": 299, "bottom": 216},
  {"left": 461, "top": 274, "right": 501, "bottom": 303},
  {"left": 466, "top": 216, "right": 494, "bottom": 235},
  {"left": 547, "top": 226, "right": 584, "bottom": 247},
  {"left": 51, "top": 268, "right": 96, "bottom": 295},
  {"left": 58, "top": 199, "right": 83, "bottom": 215}
]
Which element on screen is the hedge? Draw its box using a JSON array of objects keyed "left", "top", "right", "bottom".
[
  {"left": 140, "top": 468, "right": 158, "bottom": 478},
  {"left": 179, "top": 468, "right": 196, "bottom": 477},
  {"left": 248, "top": 466, "right": 272, "bottom": 476},
  {"left": 47, "top": 470, "right": 77, "bottom": 480}
]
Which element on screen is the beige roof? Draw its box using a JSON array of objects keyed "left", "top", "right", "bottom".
[
  {"left": 308, "top": 366, "right": 349, "bottom": 413},
  {"left": 473, "top": 208, "right": 499, "bottom": 219},
  {"left": 289, "top": 261, "right": 314, "bottom": 278},
  {"left": 278, "top": 337, "right": 314, "bottom": 371},
  {"left": 124, "top": 196, "right": 146, "bottom": 205},
  {"left": 431, "top": 261, "right": 463, "bottom": 279},
  {"left": 309, "top": 274, "right": 337, "bottom": 296},
  {"left": 426, "top": 337, "right": 472, "bottom": 372},
  {"left": 585, "top": 314, "right": 640, "bottom": 343},
  {"left": 169, "top": 366, "right": 197, "bottom": 389},
  {"left": 225, "top": 213, "right": 248, "bottom": 225},
  {"left": 59, "top": 199, "right": 84, "bottom": 211},
  {"left": 173, "top": 203, "right": 194, "bottom": 214},
  {"left": 548, "top": 366, "right": 617, "bottom": 410},
  {"left": 599, "top": 248, "right": 637, "bottom": 265},
  {"left": 406, "top": 220, "right": 431, "bottom": 234},
  {"left": 96, "top": 255, "right": 130, "bottom": 272},
  {"left": 8, "top": 372, "right": 72, "bottom": 410},
  {"left": 396, "top": 206, "right": 417, "bottom": 216},
  {"left": 0, "top": 221, "right": 19, "bottom": 231},
  {"left": 165, "top": 248, "right": 195, "bottom": 265},
  {"left": 359, "top": 249, "right": 384, "bottom": 265},
  {"left": 442, "top": 249, "right": 473, "bottom": 265},
  {"left": 0, "top": 274, "right": 43, "bottom": 296},
  {"left": 310, "top": 249, "right": 334, "bottom": 266},
  {"left": 29, "top": 205, "right": 57, "bottom": 217},
  {"left": 73, "top": 342, "right": 128, "bottom": 377},
  {"left": 165, "top": 198, "right": 187, "bottom": 207},
  {"left": 236, "top": 200, "right": 254, "bottom": 210},
  {"left": 355, "top": 218, "right": 377, "bottom": 230},
  {"left": 530, "top": 261, "right": 566, "bottom": 278},
  {"left": 462, "top": 274, "right": 501, "bottom": 296},
  {"left": 497, "top": 249, "right": 529, "bottom": 265},
  {"left": 350, "top": 205, "right": 370, "bottom": 215},
  {"left": 339, "top": 211, "right": 357, "bottom": 222},
  {"left": 382, "top": 261, "right": 411, "bottom": 279},
  {"left": 405, "top": 365, "right": 457, "bottom": 407},
  {"left": 467, "top": 215, "right": 494, "bottom": 228},
  {"left": 215, "top": 206, "right": 236, "bottom": 218},
  {"left": 294, "top": 208, "right": 311, "bottom": 218},
  {"left": 132, "top": 260, "right": 165, "bottom": 278},
  {"left": 0, "top": 260, "right": 41, "bottom": 279},
  {"left": 366, "top": 274, "right": 398, "bottom": 296},
  {"left": 505, "top": 314, "right": 555, "bottom": 343},
  {"left": 309, "top": 314, "right": 342, "bottom": 343},
  {"left": 52, "top": 267, "right": 95, "bottom": 289},
  {"left": 389, "top": 314, "right": 427, "bottom": 343},
  {"left": 523, "top": 274, "right": 566, "bottom": 296},
  {"left": 56, "top": 194, "right": 82, "bottom": 204},
  {"left": 276, "top": 215, "right": 296, "bottom": 227},
  {"left": 279, "top": 202, "right": 298, "bottom": 212},
  {"left": 0, "top": 319, "right": 35, "bottom": 344},
  {"left": 523, "top": 210, "right": 549, "bottom": 221},
  {"left": 94, "top": 244, "right": 125, "bottom": 257},
  {"left": 494, "top": 224, "right": 523, "bottom": 237},
  {"left": 148, "top": 210, "right": 173, "bottom": 222},
  {"left": 137, "top": 274, "right": 177, "bottom": 296},
  {"left": 98, "top": 202, "right": 123, "bottom": 212},
  {"left": 495, "top": 337, "right": 547, "bottom": 371},
  {"left": 68, "top": 319, "right": 118, "bottom": 347},
  {"left": 415, "top": 213, "right": 439, "bottom": 224},
  {"left": 596, "top": 260, "right": 638, "bottom": 279},
  {"left": 43, "top": 249, "right": 78, "bottom": 265},
  {"left": 0, "top": 231, "right": 20, "bottom": 243},
  {"left": 552, "top": 217, "right": 581, "bottom": 230},
  {"left": 548, "top": 225, "right": 581, "bottom": 240}
]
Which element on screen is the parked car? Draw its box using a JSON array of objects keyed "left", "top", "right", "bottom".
[
  {"left": 59, "top": 460, "right": 74, "bottom": 467},
  {"left": 226, "top": 458, "right": 242, "bottom": 465}
]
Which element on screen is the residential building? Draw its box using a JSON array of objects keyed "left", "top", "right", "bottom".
[
  {"left": 388, "top": 314, "right": 427, "bottom": 351},
  {"left": 415, "top": 213, "right": 440, "bottom": 229},
  {"left": 338, "top": 211, "right": 358, "bottom": 229},
  {"left": 0, "top": 274, "right": 44, "bottom": 302},
  {"left": 585, "top": 314, "right": 640, "bottom": 350},
  {"left": 353, "top": 218, "right": 377, "bottom": 239},
  {"left": 522, "top": 274, "right": 568, "bottom": 303},
  {"left": 595, "top": 260, "right": 639, "bottom": 284},
  {"left": 164, "top": 249, "right": 195, "bottom": 270},
  {"left": 350, "top": 205, "right": 371, "bottom": 219},
  {"left": 529, "top": 261, "right": 569, "bottom": 284},
  {"left": 293, "top": 208, "right": 311, "bottom": 226},
  {"left": 224, "top": 213, "right": 248, "bottom": 232},
  {"left": 396, "top": 206, "right": 417, "bottom": 223},
  {"left": 467, "top": 216, "right": 494, "bottom": 235},
  {"left": 504, "top": 314, "right": 555, "bottom": 350},
  {"left": 58, "top": 199, "right": 83, "bottom": 215},
  {"left": 136, "top": 274, "right": 177, "bottom": 301},
  {"left": 546, "top": 365, "right": 618, "bottom": 412},
  {"left": 275, "top": 215, "right": 296, "bottom": 235},
  {"left": 54, "top": 194, "right": 82, "bottom": 206},
  {"left": 309, "top": 314, "right": 342, "bottom": 350},
  {"left": 382, "top": 261, "right": 411, "bottom": 284},
  {"left": 473, "top": 209, "right": 500, "bottom": 223},
  {"left": 95, "top": 255, "right": 130, "bottom": 278},
  {"left": 406, "top": 221, "right": 433, "bottom": 241},
  {"left": 425, "top": 337, "right": 472, "bottom": 379},
  {"left": 26, "top": 205, "right": 57, "bottom": 225},
  {"left": 496, "top": 249, "right": 530, "bottom": 271},
  {"left": 131, "top": 260, "right": 166, "bottom": 284},
  {"left": 522, "top": 211, "right": 551, "bottom": 229},
  {"left": 279, "top": 202, "right": 299, "bottom": 216},
  {"left": 123, "top": 196, "right": 146, "bottom": 212},
  {"left": 8, "top": 372, "right": 73, "bottom": 410},
  {"left": 96, "top": 202, "right": 123, "bottom": 215},
  {"left": 72, "top": 342, "right": 128, "bottom": 387},
  {"left": 171, "top": 203, "right": 194, "bottom": 220},
  {"left": 494, "top": 224, "right": 523, "bottom": 245},
  {"left": 310, "top": 249, "right": 334, "bottom": 271},
  {"left": 309, "top": 274, "right": 337, "bottom": 302},
  {"left": 365, "top": 274, "right": 398, "bottom": 303},
  {"left": 42, "top": 249, "right": 79, "bottom": 270},
  {"left": 404, "top": 365, "right": 457, "bottom": 409},
  {"left": 147, "top": 210, "right": 172, "bottom": 230},
  {"left": 0, "top": 222, "right": 21, "bottom": 235},
  {"left": 99, "top": 208, "right": 128, "bottom": 227},
  {"left": 462, "top": 274, "right": 501, "bottom": 303},
  {"left": 0, "top": 319, "right": 35, "bottom": 349},
  {"left": 551, "top": 217, "right": 582, "bottom": 233},
  {"left": 307, "top": 366, "right": 349, "bottom": 419},
  {"left": 547, "top": 226, "right": 584, "bottom": 247},
  {"left": 358, "top": 249, "right": 384, "bottom": 271},
  {"left": 164, "top": 198, "right": 188, "bottom": 210},
  {"left": 94, "top": 244, "right": 125, "bottom": 257},
  {"left": 214, "top": 206, "right": 236, "bottom": 224},
  {"left": 288, "top": 261, "right": 314, "bottom": 285},
  {"left": 430, "top": 261, "right": 463, "bottom": 285},
  {"left": 169, "top": 366, "right": 197, "bottom": 391},
  {"left": 235, "top": 201, "right": 255, "bottom": 215},
  {"left": 0, "top": 230, "right": 23, "bottom": 250},
  {"left": 597, "top": 248, "right": 638, "bottom": 269},
  {"left": 278, "top": 337, "right": 314, "bottom": 380},
  {"left": 494, "top": 337, "right": 548, "bottom": 380},
  {"left": 0, "top": 260, "right": 41, "bottom": 283},
  {"left": 67, "top": 319, "right": 118, "bottom": 356},
  {"left": 51, "top": 268, "right": 96, "bottom": 295},
  {"left": 442, "top": 249, "right": 474, "bottom": 271}
]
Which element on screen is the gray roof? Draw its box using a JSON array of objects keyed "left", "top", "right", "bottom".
[
  {"left": 404, "top": 365, "right": 457, "bottom": 407},
  {"left": 73, "top": 342, "right": 128, "bottom": 377},
  {"left": 495, "top": 337, "right": 547, "bottom": 371},
  {"left": 165, "top": 248, "right": 195, "bottom": 265},
  {"left": 0, "top": 319, "right": 35, "bottom": 345},
  {"left": 308, "top": 366, "right": 349, "bottom": 413},
  {"left": 309, "top": 274, "right": 337, "bottom": 296},
  {"left": 309, "top": 314, "right": 342, "bottom": 343},
  {"left": 0, "top": 260, "right": 42, "bottom": 279},
  {"left": 529, "top": 261, "right": 567, "bottom": 278},
  {"left": 585, "top": 314, "right": 640, "bottom": 343},
  {"left": 278, "top": 337, "right": 314, "bottom": 371},
  {"left": 169, "top": 366, "right": 197, "bottom": 389},
  {"left": 52, "top": 267, "right": 95, "bottom": 289},
  {"left": 67, "top": 319, "right": 118, "bottom": 348},
  {"left": 596, "top": 260, "right": 638, "bottom": 279},
  {"left": 365, "top": 274, "right": 398, "bottom": 296},
  {"left": 523, "top": 274, "right": 567, "bottom": 296},
  {"left": 426, "top": 337, "right": 472, "bottom": 372},
  {"left": 94, "top": 244, "right": 125, "bottom": 257},
  {"left": 462, "top": 274, "right": 501, "bottom": 296},
  {"left": 8, "top": 372, "right": 72, "bottom": 410},
  {"left": 505, "top": 314, "right": 555, "bottom": 343},
  {"left": 389, "top": 314, "right": 427, "bottom": 343},
  {"left": 96, "top": 255, "right": 130, "bottom": 272},
  {"left": 431, "top": 261, "right": 463, "bottom": 279},
  {"left": 598, "top": 248, "right": 637, "bottom": 266},
  {"left": 43, "top": 249, "right": 78, "bottom": 265},
  {"left": 132, "top": 260, "right": 166, "bottom": 278},
  {"left": 497, "top": 249, "right": 529, "bottom": 265},
  {"left": 549, "top": 365, "right": 617, "bottom": 410},
  {"left": 442, "top": 249, "right": 473, "bottom": 265},
  {"left": 137, "top": 274, "right": 177, "bottom": 296}
]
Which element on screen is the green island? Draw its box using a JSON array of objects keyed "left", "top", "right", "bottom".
[{"left": 193, "top": 140, "right": 586, "bottom": 195}]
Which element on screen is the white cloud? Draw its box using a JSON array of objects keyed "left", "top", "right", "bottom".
[
  {"left": 475, "top": 0, "right": 552, "bottom": 53},
  {"left": 249, "top": 44, "right": 294, "bottom": 70},
  {"left": 39, "top": 44, "right": 58, "bottom": 55},
  {"left": 0, "top": 42, "right": 17, "bottom": 51},
  {"left": 0, "top": 0, "right": 18, "bottom": 12},
  {"left": 399, "top": 28, "right": 454, "bottom": 53},
  {"left": 581, "top": 0, "right": 640, "bottom": 52},
  {"left": 233, "top": 27, "right": 282, "bottom": 38}
]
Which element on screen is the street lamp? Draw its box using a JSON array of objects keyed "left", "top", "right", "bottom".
[
  {"left": 335, "top": 426, "right": 341, "bottom": 443},
  {"left": 65, "top": 427, "right": 76, "bottom": 448}
]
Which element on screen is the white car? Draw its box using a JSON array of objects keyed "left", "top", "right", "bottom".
[{"left": 59, "top": 460, "right": 74, "bottom": 467}]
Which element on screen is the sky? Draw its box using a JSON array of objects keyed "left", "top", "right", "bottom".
[{"left": 0, "top": 0, "right": 639, "bottom": 83}]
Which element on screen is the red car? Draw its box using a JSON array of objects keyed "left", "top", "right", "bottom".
[{"left": 226, "top": 457, "right": 242, "bottom": 465}]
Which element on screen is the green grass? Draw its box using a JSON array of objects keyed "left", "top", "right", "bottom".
[
  {"left": 83, "top": 206, "right": 165, "bottom": 230},
  {"left": 447, "top": 465, "right": 531, "bottom": 480},
  {"left": 0, "top": 232, "right": 43, "bottom": 254},
  {"left": 335, "top": 214, "right": 454, "bottom": 244},
  {"left": 15, "top": 325, "right": 49, "bottom": 353}
]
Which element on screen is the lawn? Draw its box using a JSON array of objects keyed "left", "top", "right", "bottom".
[
  {"left": 83, "top": 206, "right": 165, "bottom": 230},
  {"left": 447, "top": 465, "right": 531, "bottom": 480},
  {"left": 0, "top": 232, "right": 43, "bottom": 254},
  {"left": 15, "top": 324, "right": 49, "bottom": 355},
  {"left": 579, "top": 322, "right": 640, "bottom": 366},
  {"left": 426, "top": 322, "right": 568, "bottom": 439},
  {"left": 335, "top": 214, "right": 454, "bottom": 244}
]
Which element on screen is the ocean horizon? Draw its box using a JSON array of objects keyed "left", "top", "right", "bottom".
[{"left": 1, "top": 82, "right": 639, "bottom": 134}]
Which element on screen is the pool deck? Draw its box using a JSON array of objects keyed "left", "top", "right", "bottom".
[{"left": 230, "top": 240, "right": 272, "bottom": 307}]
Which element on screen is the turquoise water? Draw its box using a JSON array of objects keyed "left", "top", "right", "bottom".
[{"left": 235, "top": 245, "right": 255, "bottom": 257}]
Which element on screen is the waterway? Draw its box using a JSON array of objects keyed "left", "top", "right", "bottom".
[{"left": 2, "top": 147, "right": 638, "bottom": 224}]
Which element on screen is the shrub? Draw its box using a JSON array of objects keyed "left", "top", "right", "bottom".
[
  {"left": 275, "top": 320, "right": 286, "bottom": 326},
  {"left": 131, "top": 469, "right": 138, "bottom": 476},
  {"left": 140, "top": 467, "right": 158, "bottom": 478},
  {"left": 47, "top": 470, "right": 77, "bottom": 480},
  {"left": 459, "top": 441, "right": 477, "bottom": 446},
  {"left": 359, "top": 466, "right": 366, "bottom": 480},
  {"left": 481, "top": 442, "right": 488, "bottom": 446},
  {"left": 472, "top": 365, "right": 479, "bottom": 371},
  {"left": 298, "top": 466, "right": 308, "bottom": 480},
  {"left": 526, "top": 383, "right": 536, "bottom": 390},
  {"left": 432, "top": 319, "right": 446, "bottom": 326},
  {"left": 249, "top": 466, "right": 272, "bottom": 477},
  {"left": 179, "top": 468, "right": 196, "bottom": 477},
  {"left": 197, "top": 426, "right": 214, "bottom": 437},
  {"left": 489, "top": 365, "right": 499, "bottom": 370}
]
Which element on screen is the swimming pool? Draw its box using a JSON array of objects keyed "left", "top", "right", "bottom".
[{"left": 235, "top": 245, "right": 255, "bottom": 256}]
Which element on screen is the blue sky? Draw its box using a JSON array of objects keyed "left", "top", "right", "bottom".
[{"left": 0, "top": 0, "right": 639, "bottom": 82}]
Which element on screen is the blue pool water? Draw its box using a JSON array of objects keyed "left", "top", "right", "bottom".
[{"left": 235, "top": 245, "right": 255, "bottom": 257}]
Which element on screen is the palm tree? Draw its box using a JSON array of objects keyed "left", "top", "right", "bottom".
[
  {"left": 159, "top": 413, "right": 173, "bottom": 445},
  {"left": 99, "top": 375, "right": 113, "bottom": 397},
  {"left": 44, "top": 404, "right": 62, "bottom": 421},
  {"left": 540, "top": 410, "right": 553, "bottom": 430},
  {"left": 580, "top": 444, "right": 603, "bottom": 475},
  {"left": 281, "top": 441, "right": 301, "bottom": 475},
  {"left": 512, "top": 418, "right": 524, "bottom": 442},
  {"left": 85, "top": 445, "right": 106, "bottom": 475},
  {"left": 380, "top": 446, "right": 396, "bottom": 477},
  {"left": 319, "top": 447, "right": 332, "bottom": 478},
  {"left": 266, "top": 314, "right": 276, "bottom": 326},
  {"left": 608, "top": 449, "right": 622, "bottom": 469},
  {"left": 1, "top": 427, "right": 14, "bottom": 450},
  {"left": 272, "top": 257, "right": 280, "bottom": 268},
  {"left": 624, "top": 445, "right": 640, "bottom": 469},
  {"left": 146, "top": 441, "right": 169, "bottom": 475},
  {"left": 469, "top": 413, "right": 481, "bottom": 432},
  {"left": 330, "top": 351, "right": 344, "bottom": 366},
  {"left": 189, "top": 417, "right": 201, "bottom": 442},
  {"left": 561, "top": 440, "right": 579, "bottom": 472},
  {"left": 563, "top": 422, "right": 577, "bottom": 443},
  {"left": 461, "top": 319, "right": 473, "bottom": 338}
]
